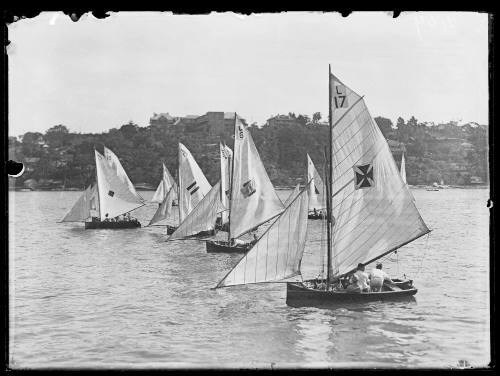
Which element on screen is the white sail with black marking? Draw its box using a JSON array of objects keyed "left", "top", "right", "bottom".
[
  {"left": 178, "top": 143, "right": 212, "bottom": 222},
  {"left": 168, "top": 181, "right": 224, "bottom": 240},
  {"left": 216, "top": 187, "right": 309, "bottom": 288},
  {"left": 61, "top": 185, "right": 93, "bottom": 222},
  {"left": 148, "top": 187, "right": 175, "bottom": 226},
  {"left": 151, "top": 163, "right": 178, "bottom": 203},
  {"left": 307, "top": 154, "right": 326, "bottom": 211},
  {"left": 230, "top": 116, "right": 284, "bottom": 239},
  {"left": 220, "top": 143, "right": 233, "bottom": 224},
  {"left": 95, "top": 150, "right": 145, "bottom": 220},
  {"left": 328, "top": 72, "right": 430, "bottom": 276},
  {"left": 103, "top": 146, "right": 144, "bottom": 202}
]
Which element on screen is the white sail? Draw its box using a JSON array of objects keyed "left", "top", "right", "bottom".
[
  {"left": 284, "top": 183, "right": 301, "bottom": 207},
  {"left": 229, "top": 116, "right": 284, "bottom": 239},
  {"left": 95, "top": 150, "right": 144, "bottom": 219},
  {"left": 151, "top": 163, "right": 178, "bottom": 203},
  {"left": 89, "top": 184, "right": 99, "bottom": 215},
  {"left": 103, "top": 146, "right": 144, "bottom": 202},
  {"left": 400, "top": 153, "right": 407, "bottom": 185},
  {"left": 220, "top": 143, "right": 233, "bottom": 224},
  {"left": 217, "top": 187, "right": 309, "bottom": 288},
  {"left": 307, "top": 154, "right": 326, "bottom": 211},
  {"left": 178, "top": 143, "right": 212, "bottom": 222},
  {"left": 168, "top": 181, "right": 225, "bottom": 241},
  {"left": 148, "top": 187, "right": 175, "bottom": 226},
  {"left": 61, "top": 185, "right": 93, "bottom": 222},
  {"left": 328, "top": 72, "right": 430, "bottom": 276}
]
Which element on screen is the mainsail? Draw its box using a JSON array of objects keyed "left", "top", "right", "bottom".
[
  {"left": 178, "top": 143, "right": 212, "bottom": 222},
  {"left": 95, "top": 150, "right": 145, "bottom": 219},
  {"left": 328, "top": 72, "right": 430, "bottom": 277},
  {"left": 229, "top": 116, "right": 284, "bottom": 239},
  {"left": 168, "top": 181, "right": 225, "bottom": 241},
  {"left": 307, "top": 154, "right": 326, "bottom": 211},
  {"left": 61, "top": 185, "right": 93, "bottom": 222},
  {"left": 220, "top": 143, "right": 233, "bottom": 224},
  {"left": 400, "top": 153, "right": 407, "bottom": 185},
  {"left": 103, "top": 146, "right": 144, "bottom": 202},
  {"left": 217, "top": 187, "right": 309, "bottom": 287},
  {"left": 151, "top": 163, "right": 178, "bottom": 203},
  {"left": 148, "top": 187, "right": 175, "bottom": 226}
]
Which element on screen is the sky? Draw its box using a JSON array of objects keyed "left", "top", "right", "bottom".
[{"left": 8, "top": 11, "right": 489, "bottom": 137}]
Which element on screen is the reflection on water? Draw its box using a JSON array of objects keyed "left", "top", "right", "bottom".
[{"left": 9, "top": 188, "right": 490, "bottom": 368}]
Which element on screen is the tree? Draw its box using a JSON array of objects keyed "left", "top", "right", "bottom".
[
  {"left": 45, "top": 124, "right": 70, "bottom": 148},
  {"left": 374, "top": 117, "right": 393, "bottom": 138},
  {"left": 312, "top": 112, "right": 322, "bottom": 124}
]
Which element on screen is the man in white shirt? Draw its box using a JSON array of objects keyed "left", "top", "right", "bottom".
[
  {"left": 352, "top": 263, "right": 370, "bottom": 292},
  {"left": 369, "top": 263, "right": 394, "bottom": 292}
]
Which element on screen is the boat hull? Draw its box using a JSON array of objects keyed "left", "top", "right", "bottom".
[
  {"left": 308, "top": 213, "right": 325, "bottom": 220},
  {"left": 206, "top": 240, "right": 252, "bottom": 253},
  {"left": 85, "top": 220, "right": 141, "bottom": 229},
  {"left": 286, "top": 279, "right": 417, "bottom": 306}
]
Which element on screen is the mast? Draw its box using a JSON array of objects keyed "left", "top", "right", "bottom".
[
  {"left": 326, "top": 64, "right": 333, "bottom": 285},
  {"left": 227, "top": 114, "right": 237, "bottom": 244}
]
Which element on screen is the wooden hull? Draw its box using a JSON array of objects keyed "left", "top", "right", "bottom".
[
  {"left": 286, "top": 279, "right": 417, "bottom": 307},
  {"left": 206, "top": 240, "right": 252, "bottom": 253},
  {"left": 85, "top": 220, "right": 141, "bottom": 229}
]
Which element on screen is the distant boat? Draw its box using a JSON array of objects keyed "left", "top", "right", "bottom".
[
  {"left": 215, "top": 66, "right": 431, "bottom": 306},
  {"left": 205, "top": 114, "right": 285, "bottom": 253},
  {"left": 61, "top": 147, "right": 145, "bottom": 229},
  {"left": 151, "top": 163, "right": 178, "bottom": 206},
  {"left": 426, "top": 182, "right": 440, "bottom": 191},
  {"left": 400, "top": 152, "right": 416, "bottom": 201},
  {"left": 307, "top": 154, "right": 326, "bottom": 220},
  {"left": 161, "top": 143, "right": 215, "bottom": 238}
]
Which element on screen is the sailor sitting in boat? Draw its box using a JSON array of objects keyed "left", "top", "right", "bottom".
[
  {"left": 231, "top": 238, "right": 246, "bottom": 246},
  {"left": 350, "top": 263, "right": 370, "bottom": 293},
  {"left": 369, "top": 263, "right": 395, "bottom": 292}
]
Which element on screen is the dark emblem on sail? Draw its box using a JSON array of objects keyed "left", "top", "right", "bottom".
[
  {"left": 108, "top": 190, "right": 115, "bottom": 197},
  {"left": 354, "top": 164, "right": 374, "bottom": 189},
  {"left": 238, "top": 126, "right": 244, "bottom": 139},
  {"left": 187, "top": 181, "right": 199, "bottom": 195},
  {"left": 314, "top": 185, "right": 320, "bottom": 195},
  {"left": 241, "top": 179, "right": 256, "bottom": 198}
]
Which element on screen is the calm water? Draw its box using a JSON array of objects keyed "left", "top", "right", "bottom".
[{"left": 9, "top": 188, "right": 490, "bottom": 369}]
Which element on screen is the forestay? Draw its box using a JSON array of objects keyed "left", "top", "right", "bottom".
[
  {"left": 328, "top": 72, "right": 430, "bottom": 277},
  {"left": 229, "top": 116, "right": 284, "bottom": 239},
  {"left": 178, "top": 143, "right": 212, "bottom": 222},
  {"left": 307, "top": 154, "right": 326, "bottom": 211},
  {"left": 104, "top": 146, "right": 144, "bottom": 202},
  {"left": 284, "top": 183, "right": 300, "bottom": 207},
  {"left": 151, "top": 163, "right": 178, "bottom": 203},
  {"left": 220, "top": 143, "right": 233, "bottom": 224},
  {"left": 61, "top": 185, "right": 93, "bottom": 222},
  {"left": 168, "top": 181, "right": 225, "bottom": 240},
  {"left": 216, "top": 187, "right": 309, "bottom": 288},
  {"left": 148, "top": 187, "right": 175, "bottom": 226},
  {"left": 95, "top": 150, "right": 145, "bottom": 219}
]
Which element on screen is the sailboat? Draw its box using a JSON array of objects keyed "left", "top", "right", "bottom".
[
  {"left": 62, "top": 148, "right": 145, "bottom": 229},
  {"left": 307, "top": 154, "right": 326, "bottom": 220},
  {"left": 215, "top": 66, "right": 431, "bottom": 305},
  {"left": 205, "top": 114, "right": 285, "bottom": 253},
  {"left": 156, "top": 143, "right": 212, "bottom": 235},
  {"left": 214, "top": 142, "right": 233, "bottom": 232},
  {"left": 151, "top": 163, "right": 178, "bottom": 206}
]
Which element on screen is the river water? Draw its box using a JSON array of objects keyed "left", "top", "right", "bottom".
[{"left": 8, "top": 188, "right": 490, "bottom": 369}]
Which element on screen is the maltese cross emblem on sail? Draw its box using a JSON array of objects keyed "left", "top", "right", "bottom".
[
  {"left": 354, "top": 163, "right": 374, "bottom": 189},
  {"left": 241, "top": 179, "right": 256, "bottom": 198}
]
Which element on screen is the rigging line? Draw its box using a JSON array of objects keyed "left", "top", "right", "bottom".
[
  {"left": 332, "top": 197, "right": 423, "bottom": 265},
  {"left": 415, "top": 232, "right": 431, "bottom": 277},
  {"left": 336, "top": 215, "right": 425, "bottom": 273}
]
